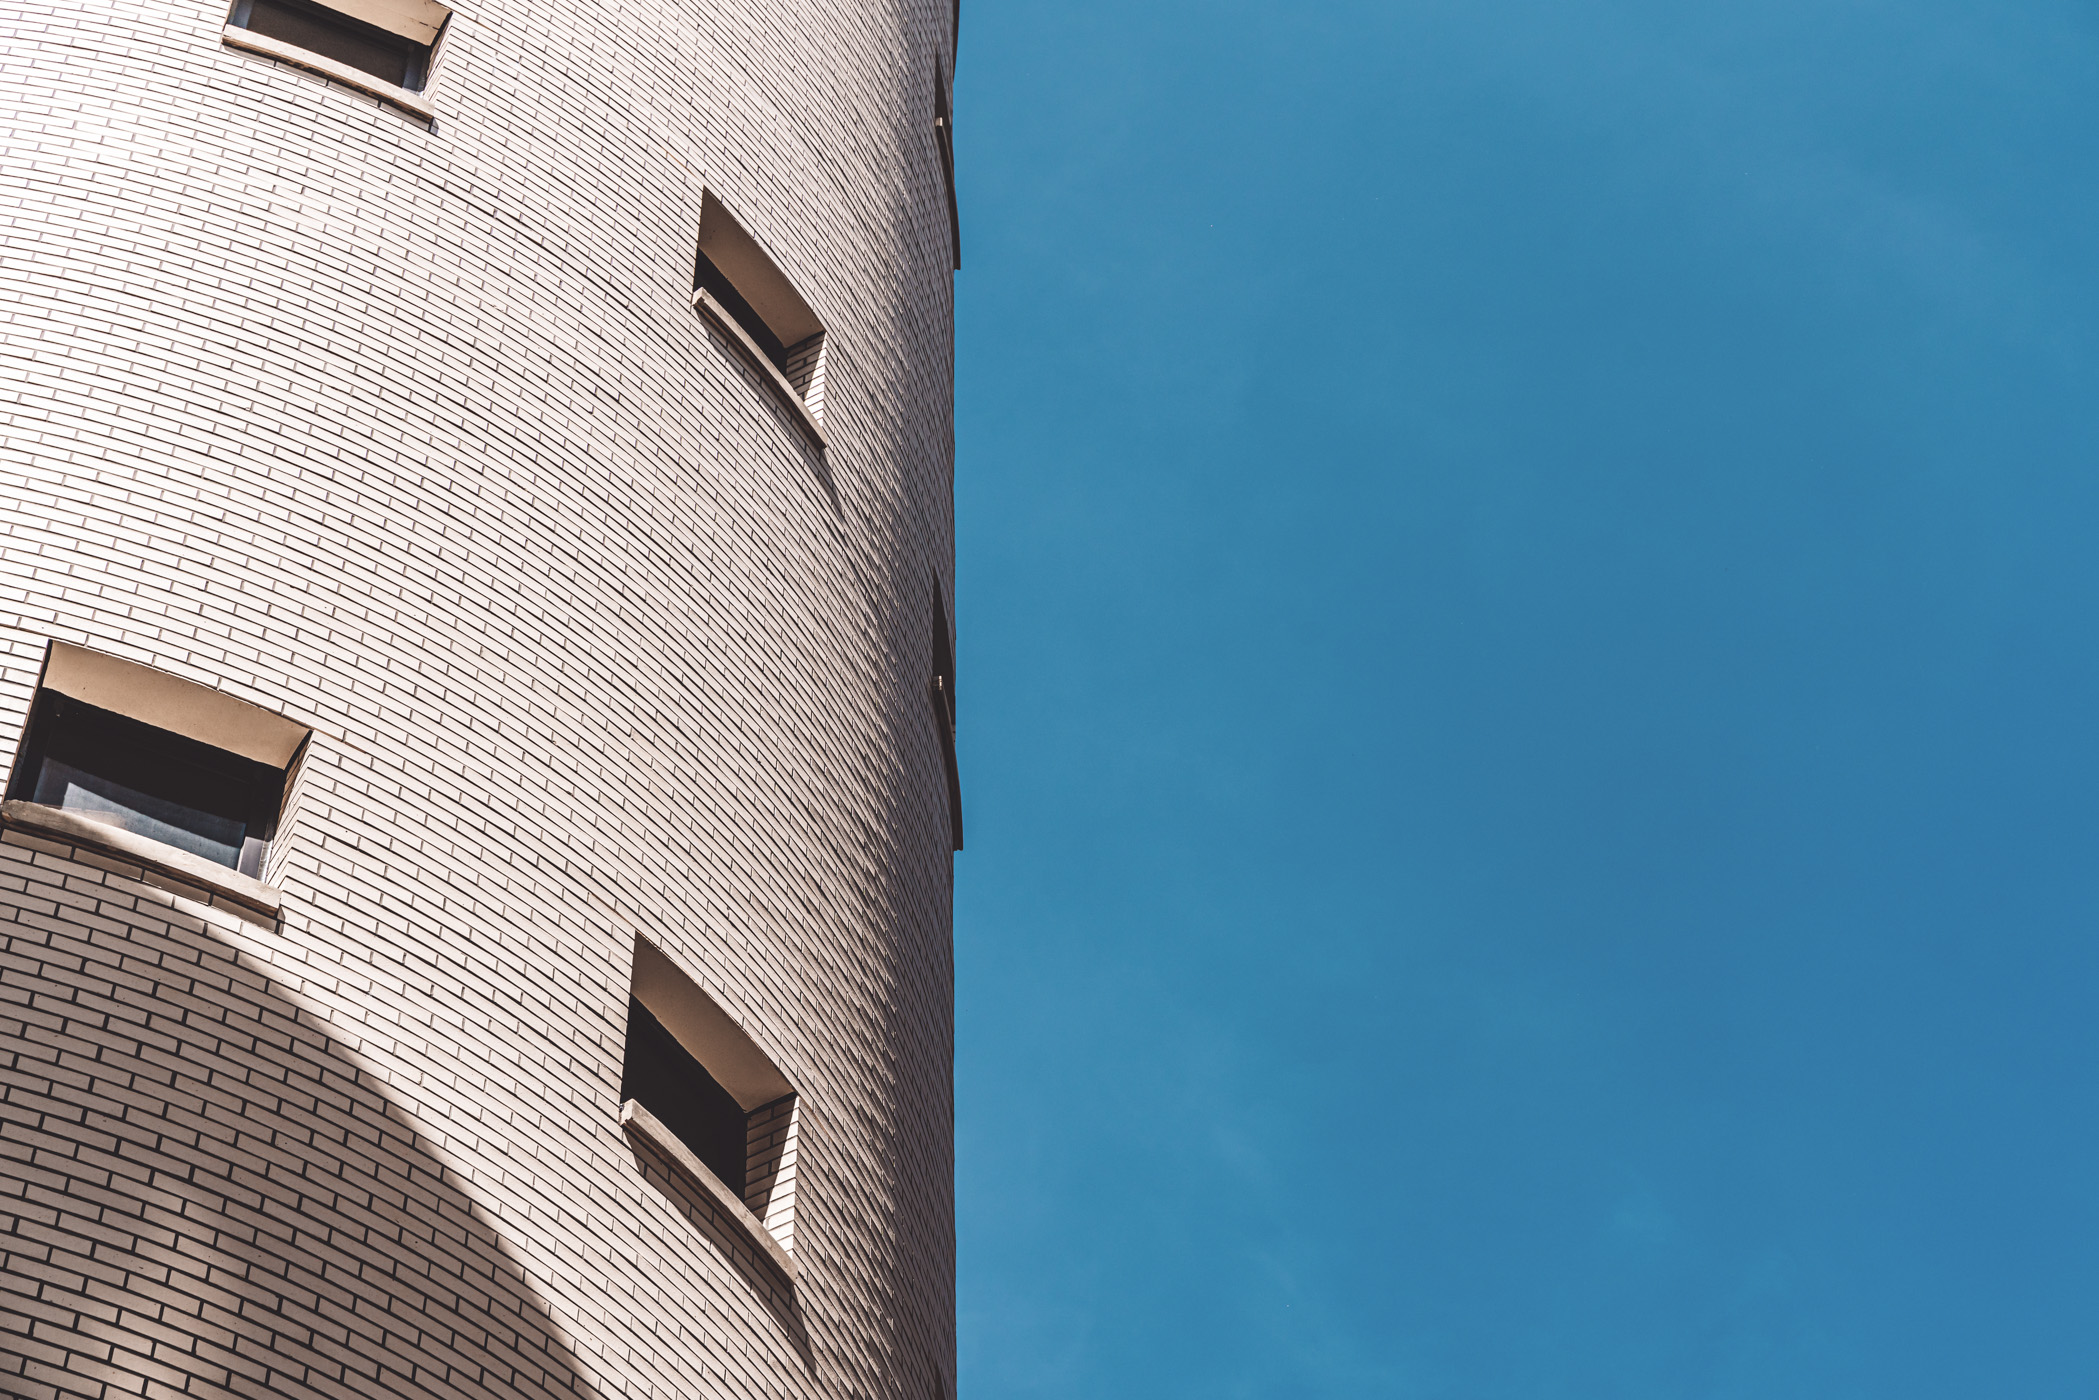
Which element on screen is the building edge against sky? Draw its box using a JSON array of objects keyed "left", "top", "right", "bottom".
[{"left": 0, "top": 0, "right": 960, "bottom": 1396}]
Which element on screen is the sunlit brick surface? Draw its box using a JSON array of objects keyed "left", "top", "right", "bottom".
[{"left": 0, "top": 0, "right": 958, "bottom": 1395}]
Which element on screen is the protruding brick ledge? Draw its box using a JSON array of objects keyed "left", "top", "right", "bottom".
[
  {"left": 620, "top": 1098, "right": 799, "bottom": 1282},
  {"left": 0, "top": 798, "right": 283, "bottom": 918},
  {"left": 690, "top": 288, "right": 830, "bottom": 451}
]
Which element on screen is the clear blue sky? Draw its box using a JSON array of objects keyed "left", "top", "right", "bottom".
[{"left": 950, "top": 0, "right": 2099, "bottom": 1394}]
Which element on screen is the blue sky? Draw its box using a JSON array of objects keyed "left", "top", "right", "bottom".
[{"left": 949, "top": 0, "right": 2099, "bottom": 1394}]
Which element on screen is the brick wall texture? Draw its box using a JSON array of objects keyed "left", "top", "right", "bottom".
[{"left": 0, "top": 0, "right": 959, "bottom": 1395}]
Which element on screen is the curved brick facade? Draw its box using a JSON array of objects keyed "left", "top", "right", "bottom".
[{"left": 0, "top": 0, "right": 958, "bottom": 1396}]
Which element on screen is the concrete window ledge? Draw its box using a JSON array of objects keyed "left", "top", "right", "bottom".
[
  {"left": 0, "top": 800, "right": 283, "bottom": 918},
  {"left": 222, "top": 26, "right": 437, "bottom": 122},
  {"left": 691, "top": 288, "right": 830, "bottom": 451},
  {"left": 620, "top": 1098, "right": 798, "bottom": 1282}
]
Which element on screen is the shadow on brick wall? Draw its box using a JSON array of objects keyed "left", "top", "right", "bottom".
[{"left": 0, "top": 839, "right": 597, "bottom": 1400}]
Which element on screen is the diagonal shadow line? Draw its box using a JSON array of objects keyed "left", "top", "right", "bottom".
[{"left": 0, "top": 842, "right": 598, "bottom": 1400}]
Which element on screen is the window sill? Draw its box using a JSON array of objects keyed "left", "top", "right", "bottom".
[
  {"left": 0, "top": 799, "right": 283, "bottom": 918},
  {"left": 690, "top": 288, "right": 830, "bottom": 452},
  {"left": 620, "top": 1098, "right": 798, "bottom": 1282},
  {"left": 222, "top": 26, "right": 436, "bottom": 122}
]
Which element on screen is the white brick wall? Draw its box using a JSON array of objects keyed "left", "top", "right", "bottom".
[
  {"left": 745, "top": 1093, "right": 801, "bottom": 1256},
  {"left": 0, "top": 0, "right": 958, "bottom": 1394},
  {"left": 782, "top": 335, "right": 830, "bottom": 424}
]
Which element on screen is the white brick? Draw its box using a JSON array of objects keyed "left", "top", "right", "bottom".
[{"left": 0, "top": 0, "right": 959, "bottom": 1394}]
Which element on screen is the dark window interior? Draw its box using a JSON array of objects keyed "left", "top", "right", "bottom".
[
  {"left": 229, "top": 0, "right": 432, "bottom": 90},
  {"left": 621, "top": 997, "right": 748, "bottom": 1196},
  {"left": 935, "top": 63, "right": 960, "bottom": 269},
  {"left": 8, "top": 695, "right": 286, "bottom": 875},
  {"left": 932, "top": 583, "right": 962, "bottom": 851},
  {"left": 693, "top": 250, "right": 812, "bottom": 381}
]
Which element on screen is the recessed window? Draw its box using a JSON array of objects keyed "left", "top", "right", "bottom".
[
  {"left": 619, "top": 938, "right": 801, "bottom": 1262},
  {"left": 931, "top": 580, "right": 962, "bottom": 851},
  {"left": 622, "top": 997, "right": 750, "bottom": 1195},
  {"left": 18, "top": 700, "right": 280, "bottom": 873},
  {"left": 5, "top": 643, "right": 310, "bottom": 881},
  {"left": 935, "top": 60, "right": 960, "bottom": 270},
  {"left": 225, "top": 0, "right": 449, "bottom": 95},
  {"left": 691, "top": 191, "right": 829, "bottom": 442}
]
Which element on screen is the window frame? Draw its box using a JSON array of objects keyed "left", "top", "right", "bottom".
[
  {"left": 222, "top": 0, "right": 450, "bottom": 120},
  {"left": 2, "top": 642, "right": 311, "bottom": 915},
  {"left": 10, "top": 693, "right": 287, "bottom": 876},
  {"left": 935, "top": 59, "right": 961, "bottom": 271},
  {"left": 618, "top": 937, "right": 802, "bottom": 1279},
  {"left": 690, "top": 190, "right": 830, "bottom": 450},
  {"left": 229, "top": 0, "right": 431, "bottom": 90},
  {"left": 931, "top": 579, "right": 963, "bottom": 851}
]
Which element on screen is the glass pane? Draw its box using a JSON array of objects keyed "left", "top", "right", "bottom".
[{"left": 35, "top": 758, "right": 246, "bottom": 868}]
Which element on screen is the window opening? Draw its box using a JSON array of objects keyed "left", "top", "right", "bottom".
[
  {"left": 5, "top": 642, "right": 310, "bottom": 881},
  {"left": 935, "top": 61, "right": 961, "bottom": 270},
  {"left": 228, "top": 0, "right": 440, "bottom": 90},
  {"left": 693, "top": 258, "right": 802, "bottom": 381},
  {"left": 932, "top": 580, "right": 963, "bottom": 851},
  {"left": 620, "top": 938, "right": 801, "bottom": 1260},
  {"left": 622, "top": 997, "right": 749, "bottom": 1196},
  {"left": 15, "top": 698, "right": 279, "bottom": 873},
  {"left": 691, "top": 190, "right": 828, "bottom": 438}
]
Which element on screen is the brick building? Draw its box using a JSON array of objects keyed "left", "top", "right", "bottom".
[{"left": 0, "top": 0, "right": 961, "bottom": 1395}]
